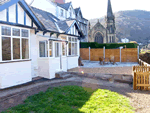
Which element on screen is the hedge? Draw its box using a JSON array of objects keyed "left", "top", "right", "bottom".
[{"left": 80, "top": 42, "right": 138, "bottom": 49}]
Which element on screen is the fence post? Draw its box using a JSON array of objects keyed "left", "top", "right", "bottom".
[
  {"left": 103, "top": 46, "right": 105, "bottom": 59},
  {"left": 133, "top": 72, "right": 137, "bottom": 90},
  {"left": 89, "top": 47, "right": 90, "bottom": 61},
  {"left": 138, "top": 46, "right": 139, "bottom": 60},
  {"left": 120, "top": 47, "right": 121, "bottom": 63}
]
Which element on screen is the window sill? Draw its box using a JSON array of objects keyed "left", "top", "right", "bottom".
[{"left": 0, "top": 59, "right": 32, "bottom": 64}]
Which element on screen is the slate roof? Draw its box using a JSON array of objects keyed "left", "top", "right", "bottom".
[
  {"left": 74, "top": 7, "right": 80, "bottom": 15},
  {"left": 0, "top": 0, "right": 10, "bottom": 5},
  {"left": 56, "top": 2, "right": 71, "bottom": 10},
  {"left": 31, "top": 7, "right": 78, "bottom": 34},
  {"left": 107, "top": 0, "right": 114, "bottom": 18},
  {"left": 31, "top": 7, "right": 60, "bottom": 32},
  {"left": 56, "top": 19, "right": 75, "bottom": 32}
]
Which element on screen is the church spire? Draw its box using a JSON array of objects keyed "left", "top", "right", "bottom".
[{"left": 107, "top": 0, "right": 114, "bottom": 19}]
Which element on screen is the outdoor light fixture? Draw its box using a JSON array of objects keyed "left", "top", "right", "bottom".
[{"left": 120, "top": 46, "right": 123, "bottom": 49}]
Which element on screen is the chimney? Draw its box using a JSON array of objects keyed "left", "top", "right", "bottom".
[{"left": 54, "top": 0, "right": 65, "bottom": 4}]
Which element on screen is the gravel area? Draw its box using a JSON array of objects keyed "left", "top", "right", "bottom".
[
  {"left": 68, "top": 66, "right": 133, "bottom": 75},
  {"left": 81, "top": 60, "right": 139, "bottom": 68},
  {"left": 67, "top": 62, "right": 150, "bottom": 113}
]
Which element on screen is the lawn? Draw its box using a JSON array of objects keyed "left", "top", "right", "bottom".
[{"left": 2, "top": 86, "right": 134, "bottom": 113}]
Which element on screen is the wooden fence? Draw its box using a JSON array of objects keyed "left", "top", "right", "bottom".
[
  {"left": 133, "top": 66, "right": 150, "bottom": 90},
  {"left": 80, "top": 48, "right": 138, "bottom": 62}
]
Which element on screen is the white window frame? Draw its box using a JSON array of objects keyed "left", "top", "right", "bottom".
[
  {"left": 39, "top": 40, "right": 48, "bottom": 57},
  {"left": 62, "top": 42, "right": 67, "bottom": 57},
  {"left": 65, "top": 10, "right": 67, "bottom": 18},
  {"left": 55, "top": 42, "right": 60, "bottom": 58},
  {"left": 68, "top": 37, "right": 78, "bottom": 56},
  {"left": 0, "top": 25, "right": 30, "bottom": 62},
  {"left": 49, "top": 40, "right": 53, "bottom": 57}
]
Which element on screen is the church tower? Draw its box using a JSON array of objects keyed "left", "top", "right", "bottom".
[{"left": 106, "top": 0, "right": 116, "bottom": 43}]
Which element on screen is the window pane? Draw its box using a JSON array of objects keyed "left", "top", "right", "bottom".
[
  {"left": 2, "top": 26, "right": 11, "bottom": 36},
  {"left": 72, "top": 38, "right": 75, "bottom": 42},
  {"left": 75, "top": 43, "right": 77, "bottom": 55},
  {"left": 49, "top": 41, "right": 53, "bottom": 57},
  {"left": 68, "top": 42, "right": 71, "bottom": 55},
  {"left": 22, "top": 39, "right": 29, "bottom": 59},
  {"left": 13, "top": 28, "right": 20, "bottom": 36},
  {"left": 55, "top": 43, "right": 59, "bottom": 57},
  {"left": 75, "top": 38, "right": 77, "bottom": 42},
  {"left": 2, "top": 37, "right": 11, "bottom": 60},
  {"left": 69, "top": 37, "right": 71, "bottom": 41},
  {"left": 22, "top": 29, "right": 28, "bottom": 37},
  {"left": 39, "top": 42, "right": 45, "bottom": 57},
  {"left": 72, "top": 43, "right": 75, "bottom": 55},
  {"left": 62, "top": 43, "right": 66, "bottom": 56},
  {"left": 13, "top": 38, "right": 20, "bottom": 59}
]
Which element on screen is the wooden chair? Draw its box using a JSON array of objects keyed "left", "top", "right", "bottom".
[
  {"left": 99, "top": 57, "right": 104, "bottom": 65},
  {"left": 109, "top": 56, "right": 117, "bottom": 65}
]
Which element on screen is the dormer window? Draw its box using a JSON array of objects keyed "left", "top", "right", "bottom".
[
  {"left": 70, "top": 8, "right": 72, "bottom": 18},
  {"left": 60, "top": 9, "right": 64, "bottom": 17},
  {"left": 65, "top": 10, "right": 67, "bottom": 18}
]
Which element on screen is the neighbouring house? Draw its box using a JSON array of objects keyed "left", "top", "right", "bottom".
[
  {"left": 31, "top": 0, "right": 88, "bottom": 42},
  {"left": 0, "top": 0, "right": 85, "bottom": 89}
]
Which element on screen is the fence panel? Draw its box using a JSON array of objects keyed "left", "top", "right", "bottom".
[
  {"left": 80, "top": 48, "right": 89, "bottom": 60},
  {"left": 80, "top": 48, "right": 138, "bottom": 62},
  {"left": 90, "top": 49, "right": 103, "bottom": 61}
]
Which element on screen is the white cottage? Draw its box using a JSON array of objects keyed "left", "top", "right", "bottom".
[{"left": 0, "top": 0, "right": 84, "bottom": 89}]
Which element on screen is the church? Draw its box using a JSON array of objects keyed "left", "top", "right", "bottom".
[{"left": 88, "top": 0, "right": 117, "bottom": 44}]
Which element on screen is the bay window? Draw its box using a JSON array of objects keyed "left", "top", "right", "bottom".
[{"left": 1, "top": 26, "right": 29, "bottom": 61}]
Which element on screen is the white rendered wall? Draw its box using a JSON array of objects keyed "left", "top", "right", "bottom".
[
  {"left": 38, "top": 58, "right": 50, "bottom": 79},
  {"left": 0, "top": 9, "right": 6, "bottom": 21},
  {"left": 18, "top": 4, "right": 24, "bottom": 25},
  {"left": 0, "top": 61, "right": 32, "bottom": 89},
  {"left": 49, "top": 58, "right": 61, "bottom": 79},
  {"left": 30, "top": 30, "right": 39, "bottom": 78},
  {"left": 9, "top": 4, "right": 16, "bottom": 23},
  {"left": 67, "top": 56, "right": 78, "bottom": 69},
  {"left": 31, "top": 0, "right": 56, "bottom": 16},
  {"left": 62, "top": 57, "right": 67, "bottom": 71},
  {"left": 26, "top": 14, "right": 31, "bottom": 26}
]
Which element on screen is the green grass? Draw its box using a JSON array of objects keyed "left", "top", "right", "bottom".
[{"left": 2, "top": 86, "right": 135, "bottom": 113}]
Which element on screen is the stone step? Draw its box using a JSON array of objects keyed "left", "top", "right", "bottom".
[
  {"left": 55, "top": 72, "right": 73, "bottom": 79},
  {"left": 66, "top": 72, "right": 133, "bottom": 84}
]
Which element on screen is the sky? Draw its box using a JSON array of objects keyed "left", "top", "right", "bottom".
[
  {"left": 25, "top": 0, "right": 150, "bottom": 20},
  {"left": 65, "top": 0, "right": 150, "bottom": 20}
]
